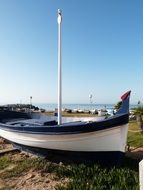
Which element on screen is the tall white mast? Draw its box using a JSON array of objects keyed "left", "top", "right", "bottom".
[{"left": 57, "top": 9, "right": 62, "bottom": 125}]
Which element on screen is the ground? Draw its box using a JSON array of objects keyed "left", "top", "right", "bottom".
[
  {"left": 0, "top": 120, "right": 142, "bottom": 190},
  {"left": 0, "top": 138, "right": 68, "bottom": 190}
]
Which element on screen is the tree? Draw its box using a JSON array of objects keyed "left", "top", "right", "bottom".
[
  {"left": 114, "top": 101, "right": 122, "bottom": 110},
  {"left": 133, "top": 106, "right": 143, "bottom": 133}
]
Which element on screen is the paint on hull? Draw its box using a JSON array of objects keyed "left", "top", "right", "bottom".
[{"left": 0, "top": 124, "right": 128, "bottom": 152}]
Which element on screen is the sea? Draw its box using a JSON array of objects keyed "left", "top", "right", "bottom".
[{"left": 35, "top": 103, "right": 137, "bottom": 112}]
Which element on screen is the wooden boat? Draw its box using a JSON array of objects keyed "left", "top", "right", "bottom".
[
  {"left": 0, "top": 91, "right": 131, "bottom": 163},
  {"left": 0, "top": 11, "right": 131, "bottom": 164}
]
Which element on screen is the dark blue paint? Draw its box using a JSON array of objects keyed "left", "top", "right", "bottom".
[{"left": 0, "top": 114, "right": 128, "bottom": 135}]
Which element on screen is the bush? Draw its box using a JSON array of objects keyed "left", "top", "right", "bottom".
[{"left": 114, "top": 101, "right": 122, "bottom": 110}]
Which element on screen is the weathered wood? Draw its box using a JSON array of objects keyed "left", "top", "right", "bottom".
[{"left": 0, "top": 148, "right": 19, "bottom": 156}]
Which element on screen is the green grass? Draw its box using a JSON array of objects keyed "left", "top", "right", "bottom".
[
  {"left": 0, "top": 154, "right": 140, "bottom": 190},
  {"left": 0, "top": 156, "right": 57, "bottom": 179},
  {"left": 57, "top": 164, "right": 139, "bottom": 190},
  {"left": 0, "top": 155, "right": 12, "bottom": 170},
  {"left": 55, "top": 154, "right": 140, "bottom": 190},
  {"left": 128, "top": 120, "right": 143, "bottom": 147}
]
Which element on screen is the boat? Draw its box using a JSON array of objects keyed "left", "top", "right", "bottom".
[
  {"left": 0, "top": 10, "right": 131, "bottom": 164},
  {"left": 0, "top": 90, "right": 131, "bottom": 164}
]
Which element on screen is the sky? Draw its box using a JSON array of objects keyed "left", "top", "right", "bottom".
[{"left": 0, "top": 0, "right": 143, "bottom": 105}]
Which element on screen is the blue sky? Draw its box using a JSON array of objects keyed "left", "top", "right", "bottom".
[{"left": 0, "top": 0, "right": 143, "bottom": 105}]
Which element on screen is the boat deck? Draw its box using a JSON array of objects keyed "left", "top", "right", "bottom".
[{"left": 5, "top": 118, "right": 85, "bottom": 127}]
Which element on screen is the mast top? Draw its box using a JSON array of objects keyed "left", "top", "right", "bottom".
[{"left": 57, "top": 9, "right": 62, "bottom": 24}]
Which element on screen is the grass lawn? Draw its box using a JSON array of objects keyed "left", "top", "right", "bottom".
[
  {"left": 128, "top": 120, "right": 143, "bottom": 148},
  {"left": 0, "top": 153, "right": 139, "bottom": 190}
]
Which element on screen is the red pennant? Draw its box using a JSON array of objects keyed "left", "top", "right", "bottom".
[{"left": 121, "top": 91, "right": 131, "bottom": 100}]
